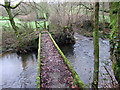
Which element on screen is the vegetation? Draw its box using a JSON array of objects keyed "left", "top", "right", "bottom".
[
  {"left": 0, "top": 1, "right": 120, "bottom": 89},
  {"left": 109, "top": 2, "right": 120, "bottom": 88},
  {"left": 0, "top": 0, "right": 23, "bottom": 37}
]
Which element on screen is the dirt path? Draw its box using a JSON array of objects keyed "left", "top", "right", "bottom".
[{"left": 40, "top": 32, "right": 78, "bottom": 88}]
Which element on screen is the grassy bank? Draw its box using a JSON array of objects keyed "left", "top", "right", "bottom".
[
  {"left": 0, "top": 16, "right": 49, "bottom": 53},
  {"left": 0, "top": 16, "right": 49, "bottom": 30}
]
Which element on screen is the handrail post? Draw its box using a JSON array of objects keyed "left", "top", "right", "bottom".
[{"left": 36, "top": 33, "right": 41, "bottom": 89}]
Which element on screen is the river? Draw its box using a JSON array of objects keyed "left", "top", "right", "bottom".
[
  {"left": 0, "top": 32, "right": 117, "bottom": 88},
  {"left": 0, "top": 52, "right": 37, "bottom": 88},
  {"left": 60, "top": 32, "right": 117, "bottom": 88}
]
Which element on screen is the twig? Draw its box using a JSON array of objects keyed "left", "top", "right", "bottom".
[{"left": 103, "top": 66, "right": 115, "bottom": 87}]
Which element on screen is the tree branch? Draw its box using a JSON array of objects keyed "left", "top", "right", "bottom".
[
  {"left": 103, "top": 66, "right": 115, "bottom": 87},
  {"left": 10, "top": 0, "right": 23, "bottom": 9},
  {"left": 78, "top": 3, "right": 109, "bottom": 13},
  {"left": 0, "top": 3, "right": 6, "bottom": 7},
  {"left": 12, "top": 12, "right": 21, "bottom": 18}
]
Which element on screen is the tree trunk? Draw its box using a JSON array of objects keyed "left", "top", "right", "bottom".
[
  {"left": 44, "top": 20, "right": 46, "bottom": 30},
  {"left": 102, "top": 2, "right": 105, "bottom": 31},
  {"left": 92, "top": 2, "right": 99, "bottom": 89},
  {"left": 5, "top": 7, "right": 19, "bottom": 37},
  {"left": 33, "top": 1, "right": 39, "bottom": 31},
  {"left": 35, "top": 21, "right": 38, "bottom": 30}
]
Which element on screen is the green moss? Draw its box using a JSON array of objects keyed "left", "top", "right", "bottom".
[
  {"left": 36, "top": 33, "right": 41, "bottom": 88},
  {"left": 0, "top": 16, "right": 49, "bottom": 30}
]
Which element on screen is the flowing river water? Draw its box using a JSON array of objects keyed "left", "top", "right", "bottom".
[
  {"left": 60, "top": 32, "right": 117, "bottom": 88},
  {"left": 0, "top": 32, "right": 117, "bottom": 88}
]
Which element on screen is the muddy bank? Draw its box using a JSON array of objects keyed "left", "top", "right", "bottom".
[
  {"left": 53, "top": 33, "right": 75, "bottom": 46},
  {"left": 1, "top": 31, "right": 39, "bottom": 54},
  {"left": 52, "top": 26, "right": 75, "bottom": 45},
  {"left": 1, "top": 29, "right": 75, "bottom": 54}
]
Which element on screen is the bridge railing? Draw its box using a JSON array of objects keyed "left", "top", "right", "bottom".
[{"left": 36, "top": 33, "right": 41, "bottom": 88}]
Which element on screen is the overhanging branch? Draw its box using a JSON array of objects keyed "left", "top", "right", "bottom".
[
  {"left": 10, "top": 0, "right": 23, "bottom": 9},
  {"left": 78, "top": 3, "right": 109, "bottom": 13},
  {"left": 0, "top": 4, "right": 6, "bottom": 7}
]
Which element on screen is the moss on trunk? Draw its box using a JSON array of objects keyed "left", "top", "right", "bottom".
[{"left": 92, "top": 2, "right": 99, "bottom": 89}]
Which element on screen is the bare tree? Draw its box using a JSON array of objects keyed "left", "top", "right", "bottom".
[{"left": 0, "top": 0, "right": 23, "bottom": 38}]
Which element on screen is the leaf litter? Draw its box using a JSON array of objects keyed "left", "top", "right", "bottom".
[{"left": 40, "top": 33, "right": 78, "bottom": 88}]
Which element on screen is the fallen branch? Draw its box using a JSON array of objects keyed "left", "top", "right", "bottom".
[{"left": 103, "top": 66, "right": 115, "bottom": 87}]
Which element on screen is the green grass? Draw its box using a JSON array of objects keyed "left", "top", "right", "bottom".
[
  {"left": 0, "top": 16, "right": 49, "bottom": 30},
  {"left": 17, "top": 21, "right": 49, "bottom": 29},
  {"left": 0, "top": 16, "right": 20, "bottom": 21},
  {"left": 99, "top": 15, "right": 110, "bottom": 23}
]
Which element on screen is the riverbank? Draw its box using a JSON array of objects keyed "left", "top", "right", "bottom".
[
  {"left": 1, "top": 29, "right": 40, "bottom": 54},
  {"left": 1, "top": 29, "right": 76, "bottom": 54}
]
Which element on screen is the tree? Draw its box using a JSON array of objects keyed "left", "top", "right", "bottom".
[
  {"left": 25, "top": 1, "right": 49, "bottom": 30},
  {"left": 92, "top": 2, "right": 99, "bottom": 89},
  {"left": 102, "top": 2, "right": 105, "bottom": 31},
  {"left": 109, "top": 2, "right": 120, "bottom": 87},
  {"left": 0, "top": 0, "right": 23, "bottom": 38}
]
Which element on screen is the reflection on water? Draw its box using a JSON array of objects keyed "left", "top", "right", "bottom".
[
  {"left": 60, "top": 32, "right": 117, "bottom": 88},
  {"left": 0, "top": 52, "right": 37, "bottom": 88}
]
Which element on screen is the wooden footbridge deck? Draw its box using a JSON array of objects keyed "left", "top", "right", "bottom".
[{"left": 36, "top": 31, "right": 84, "bottom": 88}]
